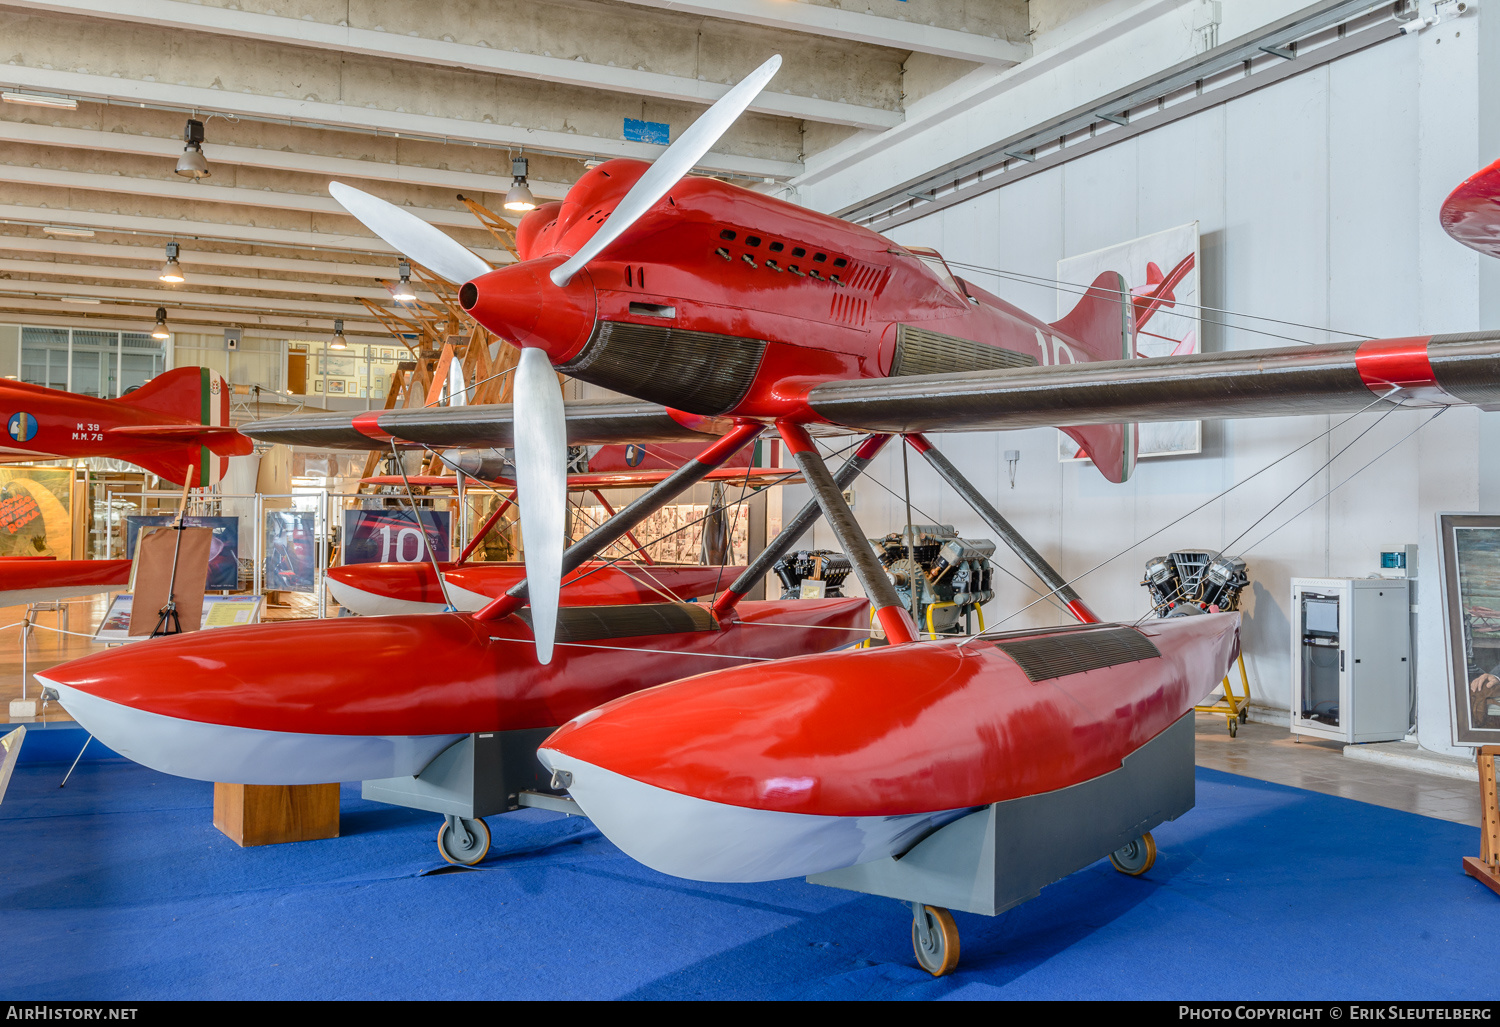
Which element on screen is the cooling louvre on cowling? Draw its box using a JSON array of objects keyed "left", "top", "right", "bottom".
[{"left": 988, "top": 626, "right": 1161, "bottom": 682}]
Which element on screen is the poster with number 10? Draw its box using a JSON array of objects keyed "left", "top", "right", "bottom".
[{"left": 343, "top": 509, "right": 450, "bottom": 565}]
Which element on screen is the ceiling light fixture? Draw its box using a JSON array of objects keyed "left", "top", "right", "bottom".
[
  {"left": 151, "top": 307, "right": 170, "bottom": 340},
  {"left": 391, "top": 259, "right": 416, "bottom": 303},
  {"left": 59, "top": 296, "right": 101, "bottom": 305},
  {"left": 41, "top": 224, "right": 94, "bottom": 238},
  {"left": 504, "top": 156, "right": 537, "bottom": 212},
  {"left": 1, "top": 91, "right": 77, "bottom": 110},
  {"left": 158, "top": 242, "right": 185, "bottom": 283},
  {"left": 175, "top": 118, "right": 211, "bottom": 180},
  {"left": 328, "top": 319, "right": 348, "bottom": 350}
]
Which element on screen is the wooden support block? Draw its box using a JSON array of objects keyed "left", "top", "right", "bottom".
[
  {"left": 213, "top": 782, "right": 340, "bottom": 847},
  {"left": 1463, "top": 857, "right": 1500, "bottom": 897}
]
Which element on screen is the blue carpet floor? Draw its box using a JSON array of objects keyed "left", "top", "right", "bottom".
[{"left": 0, "top": 730, "right": 1495, "bottom": 1000}]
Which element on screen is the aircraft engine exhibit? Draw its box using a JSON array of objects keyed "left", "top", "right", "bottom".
[{"left": 3, "top": 0, "right": 1500, "bottom": 1007}]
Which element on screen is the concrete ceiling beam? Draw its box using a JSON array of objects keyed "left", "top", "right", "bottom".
[
  {"left": 0, "top": 204, "right": 509, "bottom": 262},
  {"left": 609, "top": 0, "right": 1029, "bottom": 65},
  {"left": 0, "top": 301, "right": 389, "bottom": 337},
  {"left": 0, "top": 61, "right": 803, "bottom": 180},
  {"left": 0, "top": 119, "right": 576, "bottom": 202},
  {"left": 2, "top": 276, "right": 384, "bottom": 319},
  {"left": 3, "top": 0, "right": 900, "bottom": 130},
  {"left": 0, "top": 235, "right": 426, "bottom": 281},
  {"left": 0, "top": 257, "right": 433, "bottom": 305},
  {"left": 0, "top": 163, "right": 496, "bottom": 230}
]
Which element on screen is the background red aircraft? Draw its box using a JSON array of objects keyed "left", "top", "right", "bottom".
[{"left": 0, "top": 366, "right": 248, "bottom": 487}]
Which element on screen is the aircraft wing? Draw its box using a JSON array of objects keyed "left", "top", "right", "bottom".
[
  {"left": 242, "top": 399, "right": 730, "bottom": 451},
  {"left": 799, "top": 333, "right": 1500, "bottom": 434}
]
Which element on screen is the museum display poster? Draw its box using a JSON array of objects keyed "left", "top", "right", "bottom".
[
  {"left": 264, "top": 510, "right": 317, "bottom": 593},
  {"left": 1437, "top": 514, "right": 1500, "bottom": 746},
  {"left": 125, "top": 515, "right": 239, "bottom": 590},
  {"left": 0, "top": 466, "right": 73, "bottom": 558},
  {"left": 343, "top": 508, "right": 450, "bottom": 565}
]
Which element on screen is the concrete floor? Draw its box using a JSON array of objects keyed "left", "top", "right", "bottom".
[{"left": 1194, "top": 713, "right": 1482, "bottom": 828}]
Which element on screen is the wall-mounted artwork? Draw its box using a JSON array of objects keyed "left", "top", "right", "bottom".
[
  {"left": 0, "top": 466, "right": 73, "bottom": 557},
  {"left": 381, "top": 348, "right": 396, "bottom": 361},
  {"left": 1058, "top": 221, "right": 1202, "bottom": 462},
  {"left": 314, "top": 380, "right": 323, "bottom": 393},
  {"left": 1438, "top": 514, "right": 1500, "bottom": 746},
  {"left": 328, "top": 380, "right": 345, "bottom": 394}
]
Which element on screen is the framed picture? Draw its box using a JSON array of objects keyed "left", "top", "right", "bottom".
[
  {"left": 314, "top": 380, "right": 323, "bottom": 393},
  {"left": 328, "top": 379, "right": 345, "bottom": 394},
  {"left": 381, "top": 348, "right": 395, "bottom": 360},
  {"left": 1437, "top": 513, "right": 1500, "bottom": 746},
  {"left": 327, "top": 356, "right": 356, "bottom": 376}
]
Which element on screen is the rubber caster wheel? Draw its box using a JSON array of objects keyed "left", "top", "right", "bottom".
[
  {"left": 911, "top": 903, "right": 960, "bottom": 977},
  {"left": 437, "top": 815, "right": 491, "bottom": 866},
  {"left": 1229, "top": 719, "right": 1238, "bottom": 738},
  {"left": 1239, "top": 708, "right": 1249, "bottom": 724},
  {"left": 1108, "top": 832, "right": 1157, "bottom": 876}
]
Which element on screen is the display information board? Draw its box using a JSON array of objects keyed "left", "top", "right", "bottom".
[
  {"left": 1437, "top": 514, "right": 1500, "bottom": 747},
  {"left": 343, "top": 509, "right": 449, "bottom": 565}
]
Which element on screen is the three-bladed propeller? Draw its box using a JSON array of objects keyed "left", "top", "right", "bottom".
[{"left": 328, "top": 54, "right": 783, "bottom": 663}]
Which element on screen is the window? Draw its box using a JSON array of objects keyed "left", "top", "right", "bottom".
[{"left": 20, "top": 327, "right": 165, "bottom": 397}]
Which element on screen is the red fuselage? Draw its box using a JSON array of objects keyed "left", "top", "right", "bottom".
[{"left": 463, "top": 161, "right": 1112, "bottom": 425}]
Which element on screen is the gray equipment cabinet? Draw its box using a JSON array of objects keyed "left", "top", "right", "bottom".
[{"left": 1289, "top": 577, "right": 1412, "bottom": 744}]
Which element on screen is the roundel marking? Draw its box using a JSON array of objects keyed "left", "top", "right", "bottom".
[
  {"left": 7, "top": 413, "right": 37, "bottom": 443},
  {"left": 625, "top": 444, "right": 646, "bottom": 468}
]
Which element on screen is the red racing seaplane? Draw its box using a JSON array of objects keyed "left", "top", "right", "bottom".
[
  {"left": 325, "top": 441, "right": 776, "bottom": 615},
  {"left": 39, "top": 57, "right": 1500, "bottom": 973}
]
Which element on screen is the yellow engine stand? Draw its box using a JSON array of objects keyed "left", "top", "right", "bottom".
[{"left": 1195, "top": 651, "right": 1251, "bottom": 737}]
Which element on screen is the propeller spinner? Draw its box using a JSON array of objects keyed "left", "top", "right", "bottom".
[{"left": 327, "top": 54, "right": 783, "bottom": 663}]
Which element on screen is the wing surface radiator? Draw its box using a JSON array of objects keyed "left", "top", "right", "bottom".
[{"left": 1046, "top": 271, "right": 1137, "bottom": 483}]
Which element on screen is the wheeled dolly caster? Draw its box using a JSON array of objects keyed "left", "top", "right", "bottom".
[
  {"left": 437, "top": 814, "right": 491, "bottom": 866},
  {"left": 911, "top": 902, "right": 960, "bottom": 976},
  {"left": 1108, "top": 831, "right": 1157, "bottom": 876}
]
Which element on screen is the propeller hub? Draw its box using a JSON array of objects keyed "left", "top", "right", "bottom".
[{"left": 461, "top": 257, "right": 597, "bottom": 365}]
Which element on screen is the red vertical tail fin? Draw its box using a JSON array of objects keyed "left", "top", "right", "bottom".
[
  {"left": 116, "top": 367, "right": 233, "bottom": 486},
  {"left": 1049, "top": 271, "right": 1138, "bottom": 484}
]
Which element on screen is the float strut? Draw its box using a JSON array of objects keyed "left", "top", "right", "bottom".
[
  {"left": 778, "top": 422, "right": 917, "bottom": 645},
  {"left": 713, "top": 433, "right": 891, "bottom": 617},
  {"left": 475, "top": 423, "right": 764, "bottom": 621},
  {"left": 905, "top": 433, "right": 1098, "bottom": 625}
]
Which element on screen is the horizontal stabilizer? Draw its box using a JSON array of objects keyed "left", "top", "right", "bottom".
[{"left": 114, "top": 424, "right": 252, "bottom": 456}]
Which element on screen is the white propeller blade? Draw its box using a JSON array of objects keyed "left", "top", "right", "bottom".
[
  {"left": 329, "top": 181, "right": 491, "bottom": 286},
  {"left": 513, "top": 346, "right": 567, "bottom": 664},
  {"left": 550, "top": 53, "right": 782, "bottom": 287}
]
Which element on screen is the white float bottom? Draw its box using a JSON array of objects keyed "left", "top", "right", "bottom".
[
  {"left": 537, "top": 748, "right": 971, "bottom": 883},
  {"left": 42, "top": 677, "right": 462, "bottom": 785}
]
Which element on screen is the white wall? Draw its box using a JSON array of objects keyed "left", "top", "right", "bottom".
[{"left": 786, "top": 13, "right": 1494, "bottom": 757}]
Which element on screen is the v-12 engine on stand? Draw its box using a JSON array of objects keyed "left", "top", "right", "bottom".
[
  {"left": 874, "top": 524, "right": 996, "bottom": 635},
  {"left": 1143, "top": 551, "right": 1249, "bottom": 617}
]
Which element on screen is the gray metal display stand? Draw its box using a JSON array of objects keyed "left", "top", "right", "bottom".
[
  {"left": 362, "top": 728, "right": 578, "bottom": 864},
  {"left": 807, "top": 712, "right": 1195, "bottom": 970}
]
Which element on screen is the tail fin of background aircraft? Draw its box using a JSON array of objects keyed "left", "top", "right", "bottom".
[
  {"left": 115, "top": 367, "right": 244, "bottom": 487},
  {"left": 1048, "top": 271, "right": 1138, "bottom": 484}
]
